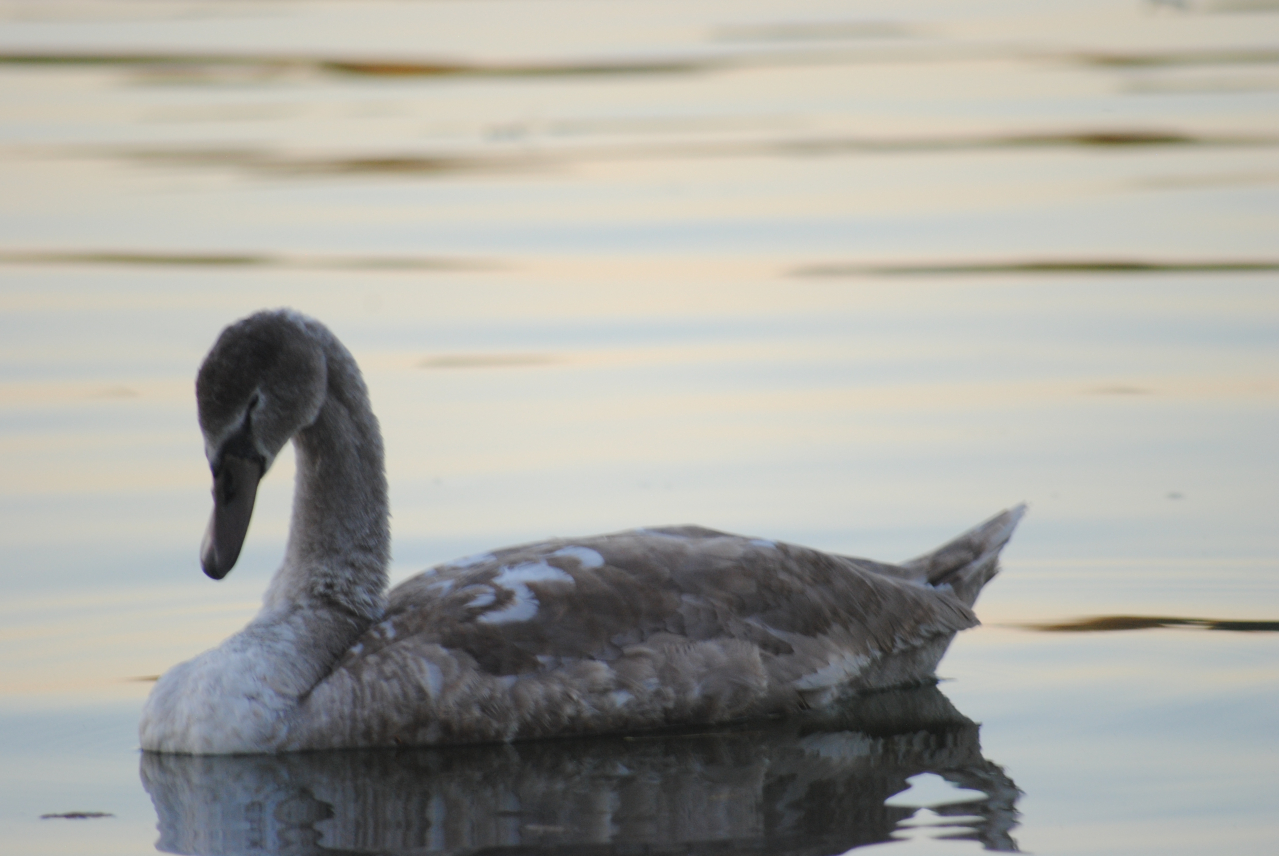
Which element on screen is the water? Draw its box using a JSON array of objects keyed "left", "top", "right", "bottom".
[{"left": 0, "top": 0, "right": 1276, "bottom": 853}]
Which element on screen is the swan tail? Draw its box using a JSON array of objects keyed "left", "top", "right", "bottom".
[{"left": 900, "top": 504, "right": 1027, "bottom": 608}]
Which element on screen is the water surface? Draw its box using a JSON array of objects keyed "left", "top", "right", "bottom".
[{"left": 0, "top": 1, "right": 1276, "bottom": 854}]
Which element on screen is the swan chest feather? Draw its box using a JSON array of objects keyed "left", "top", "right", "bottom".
[{"left": 140, "top": 607, "right": 349, "bottom": 754}]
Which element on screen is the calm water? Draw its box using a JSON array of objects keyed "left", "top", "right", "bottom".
[{"left": 1, "top": 1, "right": 1277, "bottom": 854}]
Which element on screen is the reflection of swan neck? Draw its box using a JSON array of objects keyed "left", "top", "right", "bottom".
[{"left": 267, "top": 331, "right": 390, "bottom": 625}]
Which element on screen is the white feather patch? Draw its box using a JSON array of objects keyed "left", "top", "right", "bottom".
[
  {"left": 550, "top": 545, "right": 605, "bottom": 569},
  {"left": 478, "top": 561, "right": 574, "bottom": 624},
  {"left": 793, "top": 652, "right": 869, "bottom": 690},
  {"left": 423, "top": 662, "right": 444, "bottom": 698}
]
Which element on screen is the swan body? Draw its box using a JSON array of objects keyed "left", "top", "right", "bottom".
[{"left": 140, "top": 309, "right": 1025, "bottom": 754}]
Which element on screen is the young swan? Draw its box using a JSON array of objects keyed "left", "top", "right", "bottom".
[{"left": 140, "top": 309, "right": 1025, "bottom": 754}]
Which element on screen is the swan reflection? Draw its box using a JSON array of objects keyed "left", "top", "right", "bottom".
[{"left": 141, "top": 684, "right": 1019, "bottom": 855}]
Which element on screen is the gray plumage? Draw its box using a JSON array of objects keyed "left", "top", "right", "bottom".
[{"left": 139, "top": 309, "right": 1025, "bottom": 754}]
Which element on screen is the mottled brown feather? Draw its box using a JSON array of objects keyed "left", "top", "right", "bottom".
[{"left": 286, "top": 510, "right": 1022, "bottom": 749}]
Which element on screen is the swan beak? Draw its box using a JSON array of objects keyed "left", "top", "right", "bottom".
[{"left": 200, "top": 454, "right": 263, "bottom": 580}]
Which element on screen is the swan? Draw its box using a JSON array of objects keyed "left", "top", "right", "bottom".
[{"left": 140, "top": 309, "right": 1025, "bottom": 754}]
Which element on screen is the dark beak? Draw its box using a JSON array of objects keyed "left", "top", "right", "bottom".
[{"left": 200, "top": 454, "right": 263, "bottom": 580}]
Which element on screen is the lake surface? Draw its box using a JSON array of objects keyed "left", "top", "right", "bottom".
[{"left": 0, "top": 0, "right": 1276, "bottom": 854}]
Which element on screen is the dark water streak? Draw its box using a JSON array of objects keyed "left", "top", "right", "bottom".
[
  {"left": 794, "top": 259, "right": 1279, "bottom": 277},
  {"left": 4, "top": 250, "right": 1277, "bottom": 281},
  {"left": 0, "top": 250, "right": 492, "bottom": 271},
  {"left": 2, "top": 44, "right": 1276, "bottom": 80},
  {"left": 1024, "top": 615, "right": 1279, "bottom": 632},
  {"left": 15, "top": 127, "right": 1270, "bottom": 188},
  {"left": 6, "top": 249, "right": 1277, "bottom": 280}
]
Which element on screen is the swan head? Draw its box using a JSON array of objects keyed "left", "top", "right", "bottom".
[{"left": 195, "top": 310, "right": 327, "bottom": 580}]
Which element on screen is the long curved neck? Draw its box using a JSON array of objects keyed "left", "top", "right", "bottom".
[{"left": 264, "top": 335, "right": 390, "bottom": 625}]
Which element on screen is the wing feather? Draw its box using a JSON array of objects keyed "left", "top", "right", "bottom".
[{"left": 288, "top": 526, "right": 986, "bottom": 748}]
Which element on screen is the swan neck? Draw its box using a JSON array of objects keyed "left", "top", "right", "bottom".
[{"left": 270, "top": 340, "right": 390, "bottom": 624}]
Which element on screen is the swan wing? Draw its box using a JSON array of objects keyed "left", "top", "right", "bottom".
[{"left": 284, "top": 527, "right": 980, "bottom": 749}]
